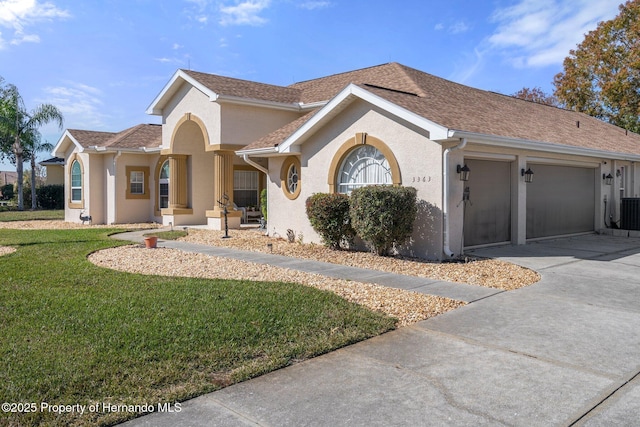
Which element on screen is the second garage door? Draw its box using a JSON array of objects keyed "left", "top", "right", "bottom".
[{"left": 526, "top": 164, "right": 595, "bottom": 239}]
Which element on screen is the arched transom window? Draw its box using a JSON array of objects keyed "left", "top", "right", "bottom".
[{"left": 338, "top": 145, "right": 392, "bottom": 193}]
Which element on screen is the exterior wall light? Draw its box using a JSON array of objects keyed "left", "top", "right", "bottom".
[
  {"left": 603, "top": 173, "right": 614, "bottom": 185},
  {"left": 457, "top": 164, "right": 470, "bottom": 181},
  {"left": 521, "top": 168, "right": 534, "bottom": 183}
]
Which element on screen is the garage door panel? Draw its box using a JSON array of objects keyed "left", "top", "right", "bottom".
[
  {"left": 526, "top": 165, "right": 594, "bottom": 239},
  {"left": 463, "top": 160, "right": 511, "bottom": 246}
]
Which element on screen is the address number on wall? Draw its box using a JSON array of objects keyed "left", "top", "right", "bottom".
[{"left": 412, "top": 176, "right": 431, "bottom": 183}]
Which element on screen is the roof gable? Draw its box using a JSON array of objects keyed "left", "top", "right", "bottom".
[
  {"left": 241, "top": 62, "right": 640, "bottom": 159},
  {"left": 53, "top": 124, "right": 162, "bottom": 157}
]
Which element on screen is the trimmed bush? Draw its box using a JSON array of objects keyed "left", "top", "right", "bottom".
[
  {"left": 260, "top": 188, "right": 268, "bottom": 221},
  {"left": 350, "top": 186, "right": 418, "bottom": 256},
  {"left": 306, "top": 193, "right": 355, "bottom": 249},
  {"left": 37, "top": 185, "right": 64, "bottom": 210}
]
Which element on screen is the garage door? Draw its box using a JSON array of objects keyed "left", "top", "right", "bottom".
[
  {"left": 526, "top": 164, "right": 595, "bottom": 239},
  {"left": 463, "top": 159, "right": 511, "bottom": 247}
]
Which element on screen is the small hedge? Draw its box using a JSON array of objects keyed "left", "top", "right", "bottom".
[
  {"left": 37, "top": 185, "right": 64, "bottom": 210},
  {"left": 350, "top": 186, "right": 417, "bottom": 256},
  {"left": 306, "top": 193, "right": 355, "bottom": 249}
]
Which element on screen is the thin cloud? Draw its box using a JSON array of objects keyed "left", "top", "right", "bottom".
[
  {"left": 219, "top": 0, "right": 270, "bottom": 26},
  {"left": 434, "top": 20, "right": 469, "bottom": 34},
  {"left": 0, "top": 0, "right": 70, "bottom": 49},
  {"left": 487, "top": 0, "right": 620, "bottom": 68},
  {"left": 450, "top": 21, "right": 469, "bottom": 34},
  {"left": 297, "top": 1, "right": 331, "bottom": 10},
  {"left": 42, "top": 82, "right": 107, "bottom": 129}
]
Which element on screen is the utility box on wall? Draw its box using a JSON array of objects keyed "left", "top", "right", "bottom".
[{"left": 621, "top": 198, "right": 640, "bottom": 230}]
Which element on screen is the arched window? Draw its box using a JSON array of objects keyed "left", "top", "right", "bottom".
[
  {"left": 71, "top": 160, "right": 82, "bottom": 202},
  {"left": 159, "top": 160, "right": 169, "bottom": 209},
  {"left": 280, "top": 156, "right": 301, "bottom": 200},
  {"left": 338, "top": 145, "right": 392, "bottom": 193},
  {"left": 287, "top": 163, "right": 299, "bottom": 194}
]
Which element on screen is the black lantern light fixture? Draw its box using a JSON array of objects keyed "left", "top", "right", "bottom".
[
  {"left": 521, "top": 168, "right": 534, "bottom": 183},
  {"left": 603, "top": 173, "right": 614, "bottom": 185},
  {"left": 457, "top": 164, "right": 470, "bottom": 181}
]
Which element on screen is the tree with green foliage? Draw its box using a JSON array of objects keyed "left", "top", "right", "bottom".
[
  {"left": 553, "top": 0, "right": 640, "bottom": 133},
  {"left": 25, "top": 135, "right": 54, "bottom": 210},
  {"left": 0, "top": 79, "right": 64, "bottom": 210},
  {"left": 512, "top": 87, "right": 559, "bottom": 106}
]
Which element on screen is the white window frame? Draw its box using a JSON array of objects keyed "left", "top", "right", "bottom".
[
  {"left": 159, "top": 160, "right": 169, "bottom": 209},
  {"left": 338, "top": 145, "right": 392, "bottom": 194},
  {"left": 71, "top": 160, "right": 82, "bottom": 202}
]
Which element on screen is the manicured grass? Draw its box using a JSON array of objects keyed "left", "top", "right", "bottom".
[
  {"left": 0, "top": 209, "right": 64, "bottom": 221},
  {"left": 0, "top": 229, "right": 395, "bottom": 426},
  {"left": 143, "top": 230, "right": 188, "bottom": 240}
]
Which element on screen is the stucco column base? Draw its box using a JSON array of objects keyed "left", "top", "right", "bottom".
[
  {"left": 161, "top": 207, "right": 194, "bottom": 216},
  {"left": 206, "top": 210, "right": 242, "bottom": 230}
]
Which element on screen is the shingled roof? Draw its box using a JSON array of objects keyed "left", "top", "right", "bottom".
[
  {"left": 181, "top": 69, "right": 302, "bottom": 104},
  {"left": 67, "top": 124, "right": 162, "bottom": 151},
  {"left": 236, "top": 62, "right": 640, "bottom": 156}
]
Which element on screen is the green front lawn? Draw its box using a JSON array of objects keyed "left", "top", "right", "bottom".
[
  {"left": 0, "top": 209, "right": 64, "bottom": 221},
  {"left": 0, "top": 228, "right": 395, "bottom": 426}
]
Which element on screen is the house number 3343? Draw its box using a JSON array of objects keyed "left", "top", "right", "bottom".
[{"left": 412, "top": 176, "right": 430, "bottom": 182}]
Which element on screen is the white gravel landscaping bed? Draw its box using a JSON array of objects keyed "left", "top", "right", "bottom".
[{"left": 88, "top": 245, "right": 465, "bottom": 327}]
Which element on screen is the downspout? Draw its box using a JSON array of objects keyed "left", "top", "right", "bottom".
[
  {"left": 443, "top": 138, "right": 467, "bottom": 257},
  {"left": 112, "top": 151, "right": 122, "bottom": 225},
  {"left": 242, "top": 154, "right": 268, "bottom": 175}
]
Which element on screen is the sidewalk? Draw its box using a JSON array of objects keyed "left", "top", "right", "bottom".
[{"left": 113, "top": 229, "right": 501, "bottom": 303}]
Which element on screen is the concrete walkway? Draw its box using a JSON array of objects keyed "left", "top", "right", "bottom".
[
  {"left": 113, "top": 229, "right": 501, "bottom": 304},
  {"left": 116, "top": 232, "right": 640, "bottom": 426}
]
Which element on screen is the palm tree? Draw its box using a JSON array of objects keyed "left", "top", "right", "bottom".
[
  {"left": 0, "top": 84, "right": 63, "bottom": 210},
  {"left": 25, "top": 132, "right": 54, "bottom": 209}
]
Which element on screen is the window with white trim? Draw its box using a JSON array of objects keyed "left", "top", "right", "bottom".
[
  {"left": 130, "top": 171, "right": 144, "bottom": 195},
  {"left": 159, "top": 160, "right": 169, "bottom": 209},
  {"left": 287, "top": 163, "right": 299, "bottom": 194},
  {"left": 338, "top": 145, "right": 392, "bottom": 193},
  {"left": 71, "top": 160, "right": 82, "bottom": 202}
]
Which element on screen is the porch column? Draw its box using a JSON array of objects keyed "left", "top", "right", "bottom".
[
  {"left": 212, "top": 150, "right": 235, "bottom": 214},
  {"left": 206, "top": 150, "right": 241, "bottom": 229},
  {"left": 168, "top": 154, "right": 188, "bottom": 209}
]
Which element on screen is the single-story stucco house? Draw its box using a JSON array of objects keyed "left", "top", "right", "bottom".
[{"left": 53, "top": 62, "right": 640, "bottom": 259}]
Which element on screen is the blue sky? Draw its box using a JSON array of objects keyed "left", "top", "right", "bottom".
[{"left": 0, "top": 0, "right": 624, "bottom": 169}]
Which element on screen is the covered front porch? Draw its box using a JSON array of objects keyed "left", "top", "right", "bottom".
[{"left": 158, "top": 116, "right": 265, "bottom": 229}]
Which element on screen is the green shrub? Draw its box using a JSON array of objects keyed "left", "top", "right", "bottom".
[
  {"left": 37, "top": 185, "right": 64, "bottom": 210},
  {"left": 306, "top": 193, "right": 355, "bottom": 249},
  {"left": 349, "top": 186, "right": 418, "bottom": 256},
  {"left": 1, "top": 184, "right": 13, "bottom": 200},
  {"left": 260, "top": 188, "right": 268, "bottom": 221}
]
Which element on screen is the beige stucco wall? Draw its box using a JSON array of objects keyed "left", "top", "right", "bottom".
[
  {"left": 162, "top": 84, "right": 221, "bottom": 149},
  {"left": 221, "top": 104, "right": 302, "bottom": 146},
  {"left": 44, "top": 165, "right": 64, "bottom": 185},
  {"left": 266, "top": 100, "right": 444, "bottom": 260},
  {"left": 111, "top": 153, "right": 160, "bottom": 224}
]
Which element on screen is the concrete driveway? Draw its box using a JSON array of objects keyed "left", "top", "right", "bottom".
[{"left": 122, "top": 234, "right": 640, "bottom": 426}]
